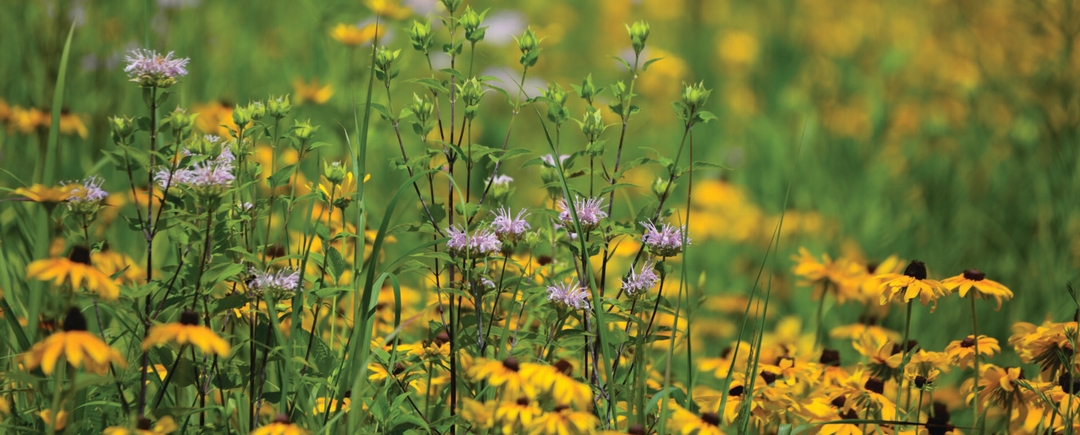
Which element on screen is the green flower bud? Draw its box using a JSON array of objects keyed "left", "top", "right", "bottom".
[
  {"left": 458, "top": 78, "right": 486, "bottom": 107},
  {"left": 627, "top": 21, "right": 650, "bottom": 54},
  {"left": 516, "top": 27, "right": 540, "bottom": 67},
  {"left": 186, "top": 134, "right": 222, "bottom": 156},
  {"left": 440, "top": 0, "right": 461, "bottom": 13},
  {"left": 577, "top": 74, "right": 598, "bottom": 105},
  {"left": 681, "top": 81, "right": 712, "bottom": 110},
  {"left": 232, "top": 105, "right": 252, "bottom": 127},
  {"left": 109, "top": 115, "right": 136, "bottom": 142},
  {"left": 248, "top": 101, "right": 266, "bottom": 121},
  {"left": 652, "top": 177, "right": 673, "bottom": 199},
  {"left": 580, "top": 107, "right": 606, "bottom": 142},
  {"left": 374, "top": 47, "right": 402, "bottom": 83},
  {"left": 292, "top": 119, "right": 319, "bottom": 142},
  {"left": 410, "top": 93, "right": 434, "bottom": 123},
  {"left": 544, "top": 82, "right": 567, "bottom": 106},
  {"left": 461, "top": 6, "right": 487, "bottom": 43},
  {"left": 408, "top": 21, "right": 434, "bottom": 53},
  {"left": 165, "top": 108, "right": 198, "bottom": 138},
  {"left": 324, "top": 161, "right": 348, "bottom": 185},
  {"left": 267, "top": 95, "right": 292, "bottom": 119}
]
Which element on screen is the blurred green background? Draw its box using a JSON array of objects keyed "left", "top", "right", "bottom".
[{"left": 2, "top": 0, "right": 1078, "bottom": 355}]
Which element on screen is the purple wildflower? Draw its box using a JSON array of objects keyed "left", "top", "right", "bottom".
[
  {"left": 249, "top": 267, "right": 301, "bottom": 297},
  {"left": 158, "top": 151, "right": 235, "bottom": 196},
  {"left": 620, "top": 261, "right": 659, "bottom": 297},
  {"left": 541, "top": 153, "right": 571, "bottom": 168},
  {"left": 558, "top": 196, "right": 607, "bottom": 232},
  {"left": 546, "top": 281, "right": 590, "bottom": 310},
  {"left": 491, "top": 207, "right": 530, "bottom": 242},
  {"left": 64, "top": 175, "right": 108, "bottom": 214},
  {"left": 124, "top": 49, "right": 189, "bottom": 87},
  {"left": 445, "top": 225, "right": 502, "bottom": 258},
  {"left": 641, "top": 221, "right": 688, "bottom": 257},
  {"left": 488, "top": 174, "right": 513, "bottom": 188}
]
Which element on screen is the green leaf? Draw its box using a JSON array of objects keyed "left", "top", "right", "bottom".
[
  {"left": 640, "top": 57, "right": 665, "bottom": 73},
  {"left": 327, "top": 246, "right": 347, "bottom": 283},
  {"left": 40, "top": 19, "right": 76, "bottom": 185},
  {"left": 267, "top": 164, "right": 297, "bottom": 188}
]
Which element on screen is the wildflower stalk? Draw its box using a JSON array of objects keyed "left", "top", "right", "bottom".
[
  {"left": 597, "top": 53, "right": 640, "bottom": 297},
  {"left": 814, "top": 281, "right": 830, "bottom": 350},
  {"left": 190, "top": 200, "right": 216, "bottom": 311},
  {"left": 259, "top": 116, "right": 282, "bottom": 264},
  {"left": 138, "top": 84, "right": 160, "bottom": 419},
  {"left": 383, "top": 82, "right": 443, "bottom": 233},
  {"left": 470, "top": 67, "right": 529, "bottom": 220},
  {"left": 896, "top": 301, "right": 914, "bottom": 421},
  {"left": 969, "top": 294, "right": 982, "bottom": 434}
]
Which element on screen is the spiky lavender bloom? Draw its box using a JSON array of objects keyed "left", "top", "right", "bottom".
[
  {"left": 541, "top": 153, "right": 570, "bottom": 168},
  {"left": 249, "top": 267, "right": 301, "bottom": 298},
  {"left": 489, "top": 174, "right": 514, "bottom": 187},
  {"left": 546, "top": 282, "right": 590, "bottom": 310},
  {"left": 158, "top": 151, "right": 235, "bottom": 197},
  {"left": 491, "top": 207, "right": 530, "bottom": 242},
  {"left": 124, "top": 49, "right": 189, "bottom": 88},
  {"left": 65, "top": 175, "right": 108, "bottom": 214},
  {"left": 445, "top": 225, "right": 502, "bottom": 258},
  {"left": 558, "top": 196, "right": 607, "bottom": 232},
  {"left": 641, "top": 221, "right": 688, "bottom": 257},
  {"left": 621, "top": 261, "right": 659, "bottom": 297}
]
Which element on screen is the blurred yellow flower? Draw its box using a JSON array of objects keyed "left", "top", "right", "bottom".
[
  {"left": 331, "top": 23, "right": 384, "bottom": 46},
  {"left": 12, "top": 184, "right": 76, "bottom": 204},
  {"left": 717, "top": 30, "right": 759, "bottom": 66},
  {"left": 59, "top": 110, "right": 88, "bottom": 138},
  {"left": 292, "top": 77, "right": 334, "bottom": 104},
  {"left": 7, "top": 105, "right": 47, "bottom": 134},
  {"left": 26, "top": 247, "right": 121, "bottom": 300},
  {"left": 365, "top": 0, "right": 410, "bottom": 19},
  {"left": 191, "top": 101, "right": 237, "bottom": 137},
  {"left": 142, "top": 310, "right": 231, "bottom": 356},
  {"left": 38, "top": 409, "right": 68, "bottom": 431},
  {"left": 22, "top": 308, "right": 126, "bottom": 376}
]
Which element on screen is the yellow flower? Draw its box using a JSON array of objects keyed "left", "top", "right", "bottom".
[
  {"left": 527, "top": 405, "right": 598, "bottom": 435},
  {"left": 0, "top": 98, "right": 10, "bottom": 121},
  {"left": 877, "top": 260, "right": 949, "bottom": 311},
  {"left": 26, "top": 246, "right": 121, "bottom": 300},
  {"left": 963, "top": 364, "right": 1028, "bottom": 410},
  {"left": 494, "top": 398, "right": 542, "bottom": 435},
  {"left": 59, "top": 110, "right": 88, "bottom": 138},
  {"left": 93, "top": 249, "right": 146, "bottom": 284},
  {"left": 365, "top": 0, "right": 411, "bottom": 19},
  {"left": 103, "top": 416, "right": 178, "bottom": 435},
  {"left": 461, "top": 398, "right": 495, "bottom": 430},
  {"left": 8, "top": 105, "right": 47, "bottom": 134},
  {"left": 191, "top": 101, "right": 237, "bottom": 137},
  {"left": 38, "top": 408, "right": 67, "bottom": 431},
  {"left": 142, "top": 310, "right": 231, "bottom": 356},
  {"left": 312, "top": 397, "right": 351, "bottom": 415},
  {"left": 469, "top": 357, "right": 535, "bottom": 400},
  {"left": 791, "top": 247, "right": 866, "bottom": 303},
  {"left": 292, "top": 78, "right": 334, "bottom": 105},
  {"left": 520, "top": 360, "right": 593, "bottom": 410},
  {"left": 250, "top": 416, "right": 309, "bottom": 435},
  {"left": 667, "top": 402, "right": 724, "bottom": 435},
  {"left": 941, "top": 269, "right": 1013, "bottom": 309},
  {"left": 330, "top": 23, "right": 384, "bottom": 46},
  {"left": 944, "top": 335, "right": 999, "bottom": 369},
  {"left": 21, "top": 308, "right": 126, "bottom": 375},
  {"left": 12, "top": 183, "right": 76, "bottom": 203}
]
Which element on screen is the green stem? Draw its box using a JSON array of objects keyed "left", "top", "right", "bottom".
[
  {"left": 896, "top": 301, "right": 913, "bottom": 421},
  {"left": 970, "top": 294, "right": 982, "bottom": 435}
]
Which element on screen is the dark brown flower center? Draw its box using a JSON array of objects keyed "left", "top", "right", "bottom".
[
  {"left": 554, "top": 359, "right": 573, "bottom": 376},
  {"left": 759, "top": 371, "right": 777, "bottom": 385},
  {"left": 914, "top": 375, "right": 928, "bottom": 389},
  {"left": 1059, "top": 373, "right": 1080, "bottom": 394},
  {"left": 179, "top": 309, "right": 201, "bottom": 326},
  {"left": 435, "top": 331, "right": 451, "bottom": 346},
  {"left": 700, "top": 412, "right": 721, "bottom": 426},
  {"left": 728, "top": 385, "right": 744, "bottom": 397},
  {"left": 537, "top": 255, "right": 553, "bottom": 266},
  {"left": 502, "top": 356, "right": 520, "bottom": 372},
  {"left": 272, "top": 414, "right": 290, "bottom": 424},
  {"left": 962, "top": 269, "right": 985, "bottom": 281},
  {"left": 628, "top": 424, "right": 646, "bottom": 435},
  {"left": 393, "top": 362, "right": 406, "bottom": 375},
  {"left": 831, "top": 396, "right": 846, "bottom": 408},
  {"left": 840, "top": 409, "right": 859, "bottom": 420},
  {"left": 819, "top": 349, "right": 841, "bottom": 366},
  {"left": 69, "top": 246, "right": 92, "bottom": 265},
  {"left": 960, "top": 337, "right": 975, "bottom": 348},
  {"left": 553, "top": 404, "right": 570, "bottom": 413},
  {"left": 136, "top": 418, "right": 153, "bottom": 430},
  {"left": 62, "top": 307, "right": 87, "bottom": 331},
  {"left": 864, "top": 377, "right": 885, "bottom": 394},
  {"left": 516, "top": 397, "right": 530, "bottom": 406},
  {"left": 903, "top": 260, "right": 927, "bottom": 280}
]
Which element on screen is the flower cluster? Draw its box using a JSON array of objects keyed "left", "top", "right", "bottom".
[
  {"left": 123, "top": 49, "right": 190, "bottom": 88},
  {"left": 249, "top": 267, "right": 302, "bottom": 298},
  {"left": 64, "top": 175, "right": 108, "bottom": 215},
  {"left": 546, "top": 281, "right": 590, "bottom": 310},
  {"left": 640, "top": 220, "right": 688, "bottom": 257},
  {"left": 557, "top": 196, "right": 607, "bottom": 233},
  {"left": 491, "top": 207, "right": 530, "bottom": 242},
  {"left": 620, "top": 261, "right": 659, "bottom": 297},
  {"left": 157, "top": 149, "right": 235, "bottom": 197},
  {"left": 445, "top": 225, "right": 502, "bottom": 258}
]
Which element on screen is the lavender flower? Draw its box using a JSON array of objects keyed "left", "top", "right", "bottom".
[
  {"left": 489, "top": 174, "right": 513, "bottom": 187},
  {"left": 158, "top": 151, "right": 235, "bottom": 197},
  {"left": 541, "top": 153, "right": 571, "bottom": 168},
  {"left": 558, "top": 196, "right": 607, "bottom": 232},
  {"left": 641, "top": 221, "right": 688, "bottom": 257},
  {"left": 491, "top": 207, "right": 530, "bottom": 242},
  {"left": 249, "top": 267, "right": 302, "bottom": 298},
  {"left": 124, "top": 49, "right": 189, "bottom": 88},
  {"left": 65, "top": 175, "right": 108, "bottom": 214},
  {"left": 445, "top": 225, "right": 502, "bottom": 258},
  {"left": 620, "top": 261, "right": 659, "bottom": 297},
  {"left": 546, "top": 281, "right": 590, "bottom": 310}
]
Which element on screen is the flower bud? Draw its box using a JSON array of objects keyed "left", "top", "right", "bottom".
[
  {"left": 292, "top": 119, "right": 319, "bottom": 142},
  {"left": 577, "top": 74, "right": 598, "bottom": 105},
  {"left": 627, "top": 21, "right": 650, "bottom": 54},
  {"left": 440, "top": 0, "right": 461, "bottom": 13},
  {"left": 375, "top": 47, "right": 400, "bottom": 70},
  {"left": 580, "top": 107, "right": 606, "bottom": 142},
  {"left": 652, "top": 177, "right": 673, "bottom": 198},
  {"left": 408, "top": 21, "right": 434, "bottom": 54},
  {"left": 267, "top": 95, "right": 292, "bottom": 119},
  {"left": 248, "top": 101, "right": 266, "bottom": 121},
  {"left": 410, "top": 93, "right": 434, "bottom": 123},
  {"left": 165, "top": 108, "right": 198, "bottom": 138},
  {"left": 461, "top": 6, "right": 487, "bottom": 43},
  {"left": 109, "top": 115, "right": 136, "bottom": 141},
  {"left": 187, "top": 134, "right": 222, "bottom": 156},
  {"left": 458, "top": 78, "right": 486, "bottom": 107},
  {"left": 516, "top": 27, "right": 540, "bottom": 67},
  {"left": 681, "top": 81, "right": 711, "bottom": 110},
  {"left": 544, "top": 82, "right": 567, "bottom": 107},
  {"left": 231, "top": 105, "right": 252, "bottom": 127},
  {"left": 324, "top": 161, "right": 348, "bottom": 185}
]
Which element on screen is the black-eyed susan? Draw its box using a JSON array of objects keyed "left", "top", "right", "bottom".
[
  {"left": 312, "top": 397, "right": 351, "bottom": 415},
  {"left": 26, "top": 246, "right": 120, "bottom": 300},
  {"left": 1009, "top": 320, "right": 1077, "bottom": 375},
  {"left": 103, "top": 416, "right": 178, "bottom": 435},
  {"left": 877, "top": 260, "right": 949, "bottom": 311},
  {"left": 292, "top": 77, "right": 334, "bottom": 105},
  {"left": 469, "top": 357, "right": 535, "bottom": 400},
  {"left": 942, "top": 268, "right": 1014, "bottom": 310},
  {"left": 250, "top": 415, "right": 309, "bottom": 435},
  {"left": 527, "top": 404, "right": 598, "bottom": 435},
  {"left": 460, "top": 398, "right": 495, "bottom": 431},
  {"left": 365, "top": 0, "right": 411, "bottom": 19},
  {"left": 38, "top": 408, "right": 67, "bottom": 431},
  {"left": 21, "top": 308, "right": 126, "bottom": 375},
  {"left": 791, "top": 247, "right": 865, "bottom": 303},
  {"left": 494, "top": 398, "right": 542, "bottom": 435},
  {"left": 667, "top": 402, "right": 724, "bottom": 435},
  {"left": 944, "top": 335, "right": 999, "bottom": 369},
  {"left": 59, "top": 109, "right": 88, "bottom": 138},
  {"left": 963, "top": 364, "right": 1029, "bottom": 412},
  {"left": 330, "top": 22, "right": 383, "bottom": 46},
  {"left": 142, "top": 309, "right": 231, "bottom": 356},
  {"left": 520, "top": 360, "right": 593, "bottom": 410},
  {"left": 11, "top": 183, "right": 76, "bottom": 204}
]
